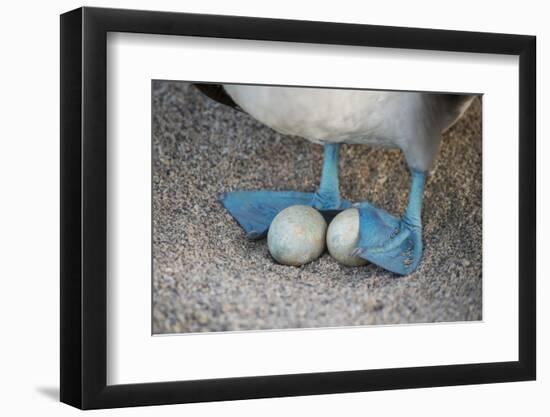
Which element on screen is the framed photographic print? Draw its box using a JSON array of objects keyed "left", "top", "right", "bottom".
[{"left": 60, "top": 6, "right": 536, "bottom": 409}]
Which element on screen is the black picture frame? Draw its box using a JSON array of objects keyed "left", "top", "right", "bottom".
[{"left": 60, "top": 6, "right": 536, "bottom": 410}]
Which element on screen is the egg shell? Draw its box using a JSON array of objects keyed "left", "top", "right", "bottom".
[
  {"left": 267, "top": 205, "right": 327, "bottom": 266},
  {"left": 326, "top": 208, "right": 368, "bottom": 267}
]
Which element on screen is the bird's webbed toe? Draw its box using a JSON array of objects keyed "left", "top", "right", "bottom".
[{"left": 352, "top": 202, "right": 423, "bottom": 275}]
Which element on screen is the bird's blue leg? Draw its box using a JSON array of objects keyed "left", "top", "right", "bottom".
[
  {"left": 352, "top": 169, "right": 426, "bottom": 275},
  {"left": 220, "top": 143, "right": 350, "bottom": 239},
  {"left": 312, "top": 144, "right": 352, "bottom": 213}
]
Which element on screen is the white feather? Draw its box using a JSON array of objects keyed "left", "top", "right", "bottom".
[{"left": 223, "top": 85, "right": 474, "bottom": 171}]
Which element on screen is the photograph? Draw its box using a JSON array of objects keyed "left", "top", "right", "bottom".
[
  {"left": 152, "top": 81, "right": 483, "bottom": 334},
  {"left": 54, "top": 3, "right": 538, "bottom": 412}
]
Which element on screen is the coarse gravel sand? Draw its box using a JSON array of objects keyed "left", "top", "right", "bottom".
[{"left": 152, "top": 81, "right": 482, "bottom": 334}]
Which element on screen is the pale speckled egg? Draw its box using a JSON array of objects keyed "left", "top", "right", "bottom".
[
  {"left": 267, "top": 205, "right": 327, "bottom": 266},
  {"left": 326, "top": 208, "right": 368, "bottom": 267}
]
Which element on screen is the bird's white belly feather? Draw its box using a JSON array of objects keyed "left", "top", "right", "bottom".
[
  {"left": 224, "top": 85, "right": 419, "bottom": 148},
  {"left": 221, "top": 84, "right": 469, "bottom": 171}
]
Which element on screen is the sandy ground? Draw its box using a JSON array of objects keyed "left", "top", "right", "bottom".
[{"left": 152, "top": 81, "right": 482, "bottom": 334}]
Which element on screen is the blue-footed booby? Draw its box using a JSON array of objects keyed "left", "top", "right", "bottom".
[{"left": 195, "top": 83, "right": 475, "bottom": 275}]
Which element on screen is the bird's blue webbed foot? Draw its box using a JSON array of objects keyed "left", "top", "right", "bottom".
[
  {"left": 220, "top": 190, "right": 350, "bottom": 239},
  {"left": 220, "top": 190, "right": 316, "bottom": 239},
  {"left": 352, "top": 202, "right": 422, "bottom": 275},
  {"left": 352, "top": 169, "right": 426, "bottom": 275},
  {"left": 220, "top": 144, "right": 350, "bottom": 239}
]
